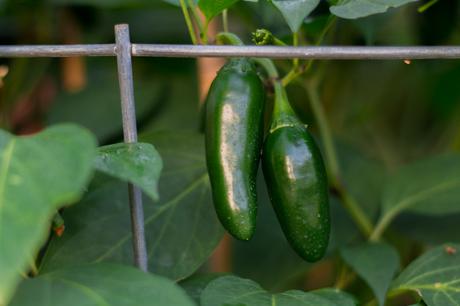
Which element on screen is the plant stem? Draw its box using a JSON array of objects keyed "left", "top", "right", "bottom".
[
  {"left": 369, "top": 209, "right": 398, "bottom": 241},
  {"left": 305, "top": 81, "right": 339, "bottom": 181},
  {"left": 254, "top": 58, "right": 279, "bottom": 79},
  {"left": 364, "top": 299, "right": 378, "bottom": 306},
  {"left": 282, "top": 16, "right": 337, "bottom": 87},
  {"left": 216, "top": 32, "right": 243, "bottom": 46},
  {"left": 336, "top": 184, "right": 374, "bottom": 237},
  {"left": 202, "top": 21, "right": 209, "bottom": 45},
  {"left": 187, "top": 0, "right": 204, "bottom": 36},
  {"left": 222, "top": 9, "right": 229, "bottom": 33},
  {"left": 215, "top": 32, "right": 280, "bottom": 82},
  {"left": 293, "top": 31, "right": 299, "bottom": 69},
  {"left": 179, "top": 0, "right": 198, "bottom": 45},
  {"left": 418, "top": 0, "right": 439, "bottom": 13},
  {"left": 305, "top": 80, "right": 374, "bottom": 238}
]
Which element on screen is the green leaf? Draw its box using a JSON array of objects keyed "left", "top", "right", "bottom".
[
  {"left": 9, "top": 263, "right": 195, "bottom": 306},
  {"left": 341, "top": 243, "right": 399, "bottom": 306},
  {"left": 50, "top": 0, "right": 163, "bottom": 8},
  {"left": 330, "top": 0, "right": 417, "bottom": 19},
  {"left": 39, "top": 131, "right": 224, "bottom": 281},
  {"left": 378, "top": 154, "right": 460, "bottom": 232},
  {"left": 200, "top": 275, "right": 356, "bottom": 306},
  {"left": 338, "top": 141, "right": 386, "bottom": 220},
  {"left": 94, "top": 143, "right": 163, "bottom": 202},
  {"left": 0, "top": 124, "right": 97, "bottom": 305},
  {"left": 272, "top": 0, "right": 320, "bottom": 32},
  {"left": 180, "top": 274, "right": 228, "bottom": 304},
  {"left": 392, "top": 244, "right": 460, "bottom": 306},
  {"left": 198, "top": 0, "right": 240, "bottom": 21}
]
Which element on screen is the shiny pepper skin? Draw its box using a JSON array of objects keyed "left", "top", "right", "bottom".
[
  {"left": 205, "top": 58, "right": 265, "bottom": 241},
  {"left": 262, "top": 85, "right": 330, "bottom": 262}
]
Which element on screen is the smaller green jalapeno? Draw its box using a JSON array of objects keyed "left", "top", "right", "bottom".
[{"left": 262, "top": 82, "right": 330, "bottom": 262}]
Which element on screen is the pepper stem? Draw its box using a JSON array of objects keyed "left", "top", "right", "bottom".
[
  {"left": 215, "top": 32, "right": 244, "bottom": 46},
  {"left": 270, "top": 81, "right": 301, "bottom": 132}
]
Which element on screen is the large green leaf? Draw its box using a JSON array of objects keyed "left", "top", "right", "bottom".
[
  {"left": 0, "top": 125, "right": 96, "bottom": 305},
  {"left": 51, "top": 0, "right": 164, "bottom": 8},
  {"left": 94, "top": 143, "right": 163, "bottom": 202},
  {"left": 375, "top": 154, "right": 460, "bottom": 236},
  {"left": 9, "top": 263, "right": 195, "bottom": 306},
  {"left": 272, "top": 0, "right": 320, "bottom": 32},
  {"left": 39, "top": 131, "right": 224, "bottom": 280},
  {"left": 330, "top": 0, "right": 417, "bottom": 19},
  {"left": 198, "top": 0, "right": 240, "bottom": 21},
  {"left": 201, "top": 275, "right": 356, "bottom": 306},
  {"left": 392, "top": 244, "right": 460, "bottom": 306},
  {"left": 180, "top": 274, "right": 228, "bottom": 304},
  {"left": 341, "top": 243, "right": 400, "bottom": 306}
]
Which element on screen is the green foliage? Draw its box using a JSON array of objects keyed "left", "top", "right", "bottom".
[
  {"left": 10, "top": 263, "right": 195, "bottom": 306},
  {"left": 373, "top": 154, "right": 460, "bottom": 239},
  {"left": 341, "top": 243, "right": 400, "bottom": 306},
  {"left": 94, "top": 143, "right": 163, "bottom": 202},
  {"left": 392, "top": 244, "right": 460, "bottom": 306},
  {"left": 271, "top": 0, "right": 320, "bottom": 32},
  {"left": 39, "top": 131, "right": 224, "bottom": 280},
  {"left": 200, "top": 275, "right": 356, "bottom": 306},
  {"left": 330, "top": 0, "right": 418, "bottom": 19},
  {"left": 382, "top": 154, "right": 460, "bottom": 216},
  {"left": 1, "top": 1, "right": 460, "bottom": 305},
  {"left": 0, "top": 125, "right": 97, "bottom": 305},
  {"left": 180, "top": 274, "right": 228, "bottom": 303},
  {"left": 198, "top": 0, "right": 240, "bottom": 21},
  {"left": 50, "top": 0, "right": 162, "bottom": 8}
]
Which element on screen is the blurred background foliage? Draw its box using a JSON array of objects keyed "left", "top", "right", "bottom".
[{"left": 1, "top": 0, "right": 460, "bottom": 297}]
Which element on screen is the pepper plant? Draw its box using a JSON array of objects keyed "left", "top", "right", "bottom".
[{"left": 1, "top": 0, "right": 460, "bottom": 306}]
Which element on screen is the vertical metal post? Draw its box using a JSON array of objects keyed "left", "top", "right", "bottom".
[{"left": 114, "top": 24, "right": 148, "bottom": 272}]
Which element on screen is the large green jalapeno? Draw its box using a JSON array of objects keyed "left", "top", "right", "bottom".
[
  {"left": 205, "top": 58, "right": 265, "bottom": 241},
  {"left": 262, "top": 82, "right": 330, "bottom": 261}
]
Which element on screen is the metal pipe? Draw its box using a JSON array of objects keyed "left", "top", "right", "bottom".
[
  {"left": 1, "top": 44, "right": 460, "bottom": 59},
  {"left": 114, "top": 24, "right": 149, "bottom": 272},
  {"left": 133, "top": 45, "right": 460, "bottom": 59},
  {"left": 0, "top": 44, "right": 115, "bottom": 57}
]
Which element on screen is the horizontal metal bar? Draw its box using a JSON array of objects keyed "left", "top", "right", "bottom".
[
  {"left": 0, "top": 44, "right": 115, "bottom": 57},
  {"left": 132, "top": 45, "right": 460, "bottom": 59},
  {"left": 0, "top": 44, "right": 460, "bottom": 59}
]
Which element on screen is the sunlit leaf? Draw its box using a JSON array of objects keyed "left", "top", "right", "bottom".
[
  {"left": 330, "top": 0, "right": 417, "bottom": 19},
  {"left": 10, "top": 263, "right": 195, "bottom": 306},
  {"left": 39, "top": 131, "right": 224, "bottom": 281},
  {"left": 94, "top": 142, "right": 163, "bottom": 201},
  {"left": 272, "top": 0, "right": 320, "bottom": 32},
  {"left": 198, "top": 0, "right": 240, "bottom": 21},
  {"left": 201, "top": 275, "right": 356, "bottom": 306},
  {"left": 0, "top": 125, "right": 96, "bottom": 305},
  {"left": 392, "top": 244, "right": 460, "bottom": 306},
  {"left": 374, "top": 154, "right": 460, "bottom": 238}
]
